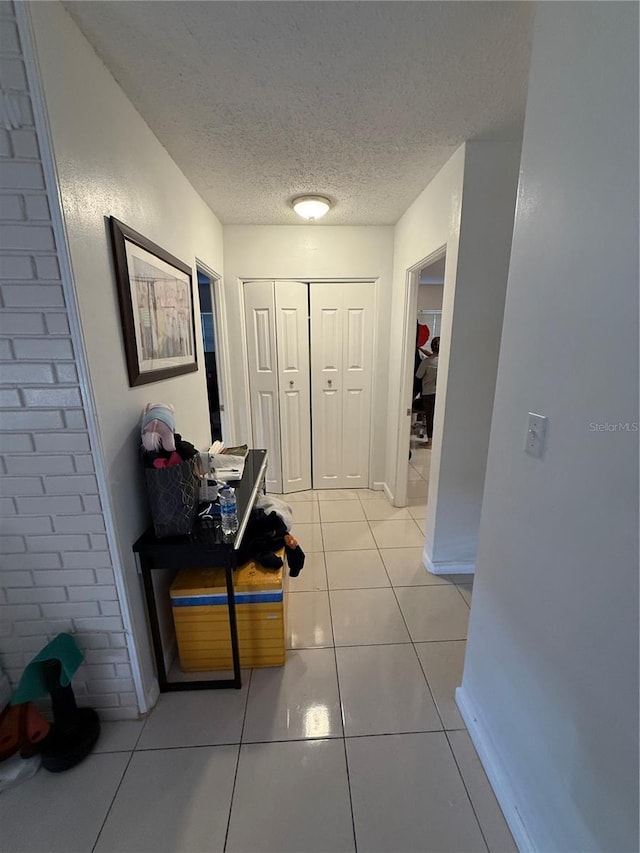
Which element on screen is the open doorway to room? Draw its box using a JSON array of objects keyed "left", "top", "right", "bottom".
[
  {"left": 197, "top": 267, "right": 224, "bottom": 443},
  {"left": 408, "top": 253, "right": 445, "bottom": 506},
  {"left": 392, "top": 246, "right": 447, "bottom": 509}
]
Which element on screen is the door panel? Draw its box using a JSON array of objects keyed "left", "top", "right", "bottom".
[
  {"left": 281, "top": 390, "right": 304, "bottom": 484},
  {"left": 343, "top": 388, "right": 366, "bottom": 481},
  {"left": 254, "top": 390, "right": 280, "bottom": 484},
  {"left": 280, "top": 309, "right": 300, "bottom": 371},
  {"left": 254, "top": 309, "right": 273, "bottom": 371},
  {"left": 319, "top": 309, "right": 340, "bottom": 371},
  {"left": 342, "top": 285, "right": 374, "bottom": 488},
  {"left": 346, "top": 308, "right": 366, "bottom": 370},
  {"left": 244, "top": 281, "right": 282, "bottom": 493},
  {"left": 275, "top": 281, "right": 311, "bottom": 493},
  {"left": 320, "top": 388, "right": 341, "bottom": 481},
  {"left": 311, "top": 287, "right": 343, "bottom": 488},
  {"left": 311, "top": 283, "right": 374, "bottom": 488}
]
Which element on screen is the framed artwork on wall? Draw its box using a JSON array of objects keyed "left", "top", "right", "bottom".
[{"left": 109, "top": 217, "right": 198, "bottom": 386}]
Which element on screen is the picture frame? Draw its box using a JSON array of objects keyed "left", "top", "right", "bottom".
[{"left": 109, "top": 217, "right": 198, "bottom": 386}]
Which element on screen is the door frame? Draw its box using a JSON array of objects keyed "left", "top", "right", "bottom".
[
  {"left": 239, "top": 278, "right": 378, "bottom": 491},
  {"left": 393, "top": 246, "right": 447, "bottom": 506},
  {"left": 195, "top": 259, "right": 232, "bottom": 445}
]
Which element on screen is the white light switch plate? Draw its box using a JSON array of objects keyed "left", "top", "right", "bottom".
[{"left": 525, "top": 412, "right": 547, "bottom": 457}]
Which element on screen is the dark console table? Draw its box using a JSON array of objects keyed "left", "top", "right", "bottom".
[{"left": 133, "top": 449, "right": 268, "bottom": 692}]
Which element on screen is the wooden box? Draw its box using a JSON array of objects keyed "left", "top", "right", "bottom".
[{"left": 170, "top": 555, "right": 286, "bottom": 671}]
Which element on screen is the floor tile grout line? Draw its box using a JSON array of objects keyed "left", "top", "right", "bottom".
[
  {"left": 131, "top": 712, "right": 148, "bottom": 752},
  {"left": 342, "top": 735, "right": 359, "bottom": 852},
  {"left": 223, "top": 667, "right": 254, "bottom": 852},
  {"left": 287, "top": 637, "right": 467, "bottom": 649},
  {"left": 90, "top": 748, "right": 136, "bottom": 853},
  {"left": 133, "top": 741, "right": 244, "bottom": 752},
  {"left": 444, "top": 728, "right": 492, "bottom": 853},
  {"left": 222, "top": 728, "right": 467, "bottom": 747},
  {"left": 387, "top": 567, "right": 452, "bottom": 734},
  {"left": 454, "top": 582, "right": 472, "bottom": 609},
  {"left": 325, "top": 556, "right": 358, "bottom": 852}
]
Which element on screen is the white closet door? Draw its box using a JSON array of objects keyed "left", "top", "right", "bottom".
[
  {"left": 244, "top": 281, "right": 282, "bottom": 493},
  {"left": 311, "top": 283, "right": 374, "bottom": 488},
  {"left": 275, "top": 281, "right": 311, "bottom": 493},
  {"left": 342, "top": 283, "right": 374, "bottom": 488},
  {"left": 311, "top": 285, "right": 343, "bottom": 488}
]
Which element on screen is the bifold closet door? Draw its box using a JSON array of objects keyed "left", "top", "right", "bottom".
[
  {"left": 244, "top": 281, "right": 282, "bottom": 493},
  {"left": 310, "top": 283, "right": 374, "bottom": 488},
  {"left": 275, "top": 281, "right": 311, "bottom": 493},
  {"left": 244, "top": 281, "right": 311, "bottom": 494}
]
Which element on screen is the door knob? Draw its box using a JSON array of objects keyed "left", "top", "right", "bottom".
[
  {"left": 327, "top": 379, "right": 332, "bottom": 386},
  {"left": 289, "top": 380, "right": 294, "bottom": 387}
]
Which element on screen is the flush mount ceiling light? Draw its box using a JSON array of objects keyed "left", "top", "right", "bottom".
[{"left": 291, "top": 195, "right": 332, "bottom": 221}]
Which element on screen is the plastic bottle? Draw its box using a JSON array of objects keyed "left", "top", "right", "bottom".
[{"left": 219, "top": 484, "right": 238, "bottom": 536}]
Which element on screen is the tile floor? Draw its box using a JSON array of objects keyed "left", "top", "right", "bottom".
[{"left": 0, "top": 445, "right": 516, "bottom": 853}]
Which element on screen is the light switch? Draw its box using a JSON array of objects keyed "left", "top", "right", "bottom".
[{"left": 525, "top": 412, "right": 547, "bottom": 458}]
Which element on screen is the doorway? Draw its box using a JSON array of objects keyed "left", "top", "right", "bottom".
[
  {"left": 395, "top": 247, "right": 447, "bottom": 508},
  {"left": 197, "top": 268, "right": 225, "bottom": 443},
  {"left": 410, "top": 256, "right": 445, "bottom": 503}
]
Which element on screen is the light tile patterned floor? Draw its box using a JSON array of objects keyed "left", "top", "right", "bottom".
[{"left": 0, "top": 445, "right": 516, "bottom": 852}]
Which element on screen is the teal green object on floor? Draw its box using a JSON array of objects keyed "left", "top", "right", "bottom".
[{"left": 11, "top": 633, "right": 83, "bottom": 705}]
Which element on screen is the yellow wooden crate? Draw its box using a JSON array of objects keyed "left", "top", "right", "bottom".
[{"left": 170, "top": 554, "right": 286, "bottom": 671}]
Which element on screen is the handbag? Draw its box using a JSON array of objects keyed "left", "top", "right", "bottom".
[{"left": 144, "top": 455, "right": 200, "bottom": 538}]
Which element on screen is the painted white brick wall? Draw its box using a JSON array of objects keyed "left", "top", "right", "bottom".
[{"left": 0, "top": 2, "right": 138, "bottom": 720}]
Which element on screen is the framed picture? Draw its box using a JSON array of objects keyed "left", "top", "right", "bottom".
[{"left": 109, "top": 217, "right": 198, "bottom": 386}]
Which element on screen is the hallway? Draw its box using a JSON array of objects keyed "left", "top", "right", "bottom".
[{"left": 0, "top": 488, "right": 513, "bottom": 853}]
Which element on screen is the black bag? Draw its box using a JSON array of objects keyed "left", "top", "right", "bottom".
[{"left": 144, "top": 455, "right": 200, "bottom": 538}]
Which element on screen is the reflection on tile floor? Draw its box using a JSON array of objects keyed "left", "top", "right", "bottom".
[{"left": 0, "top": 461, "right": 516, "bottom": 853}]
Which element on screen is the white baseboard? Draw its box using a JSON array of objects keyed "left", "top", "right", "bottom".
[
  {"left": 382, "top": 482, "right": 394, "bottom": 504},
  {"left": 455, "top": 686, "right": 538, "bottom": 853},
  {"left": 372, "top": 481, "right": 385, "bottom": 492},
  {"left": 143, "top": 679, "right": 160, "bottom": 714},
  {"left": 422, "top": 547, "right": 475, "bottom": 576},
  {"left": 98, "top": 706, "right": 145, "bottom": 722}
]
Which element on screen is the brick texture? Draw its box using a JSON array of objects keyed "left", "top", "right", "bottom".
[{"left": 0, "top": 3, "right": 137, "bottom": 717}]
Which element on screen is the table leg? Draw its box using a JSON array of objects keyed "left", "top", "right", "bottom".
[
  {"left": 225, "top": 551, "right": 242, "bottom": 689},
  {"left": 140, "top": 556, "right": 168, "bottom": 691}
]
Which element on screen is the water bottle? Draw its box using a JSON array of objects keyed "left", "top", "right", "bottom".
[{"left": 219, "top": 484, "right": 238, "bottom": 537}]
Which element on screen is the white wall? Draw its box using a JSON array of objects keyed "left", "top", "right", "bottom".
[
  {"left": 0, "top": 1, "right": 137, "bottom": 719},
  {"left": 223, "top": 225, "right": 394, "bottom": 486},
  {"left": 387, "top": 141, "right": 521, "bottom": 574},
  {"left": 417, "top": 284, "right": 443, "bottom": 311},
  {"left": 458, "top": 4, "right": 639, "bottom": 851},
  {"left": 385, "top": 146, "right": 465, "bottom": 498},
  {"left": 425, "top": 140, "right": 521, "bottom": 571},
  {"left": 28, "top": 1, "right": 223, "bottom": 712}
]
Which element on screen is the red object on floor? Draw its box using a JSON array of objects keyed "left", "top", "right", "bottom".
[{"left": 0, "top": 702, "right": 50, "bottom": 760}]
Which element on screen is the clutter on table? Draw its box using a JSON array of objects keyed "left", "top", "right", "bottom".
[
  {"left": 140, "top": 403, "right": 201, "bottom": 537},
  {"left": 236, "top": 494, "right": 305, "bottom": 577},
  {"left": 206, "top": 440, "right": 248, "bottom": 482}
]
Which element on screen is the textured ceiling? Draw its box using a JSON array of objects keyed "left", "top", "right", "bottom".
[{"left": 62, "top": 1, "right": 534, "bottom": 225}]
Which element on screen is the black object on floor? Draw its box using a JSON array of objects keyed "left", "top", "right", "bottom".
[{"left": 38, "top": 659, "right": 100, "bottom": 773}]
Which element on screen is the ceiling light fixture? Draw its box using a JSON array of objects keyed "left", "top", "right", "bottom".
[{"left": 291, "top": 195, "right": 332, "bottom": 221}]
